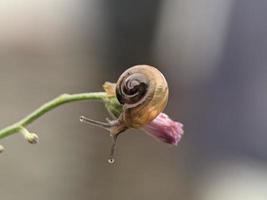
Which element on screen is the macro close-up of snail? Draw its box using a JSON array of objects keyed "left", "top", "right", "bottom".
[
  {"left": 0, "top": 65, "right": 183, "bottom": 164},
  {"left": 81, "top": 65, "right": 169, "bottom": 135},
  {"left": 2, "top": 2, "right": 264, "bottom": 199},
  {"left": 80, "top": 65, "right": 184, "bottom": 163}
]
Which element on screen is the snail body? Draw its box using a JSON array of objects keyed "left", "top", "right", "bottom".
[{"left": 116, "top": 65, "right": 169, "bottom": 128}]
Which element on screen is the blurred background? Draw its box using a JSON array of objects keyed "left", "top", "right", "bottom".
[{"left": 0, "top": 0, "right": 267, "bottom": 199}]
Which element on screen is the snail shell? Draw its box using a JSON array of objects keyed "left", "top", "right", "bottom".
[{"left": 116, "top": 65, "right": 169, "bottom": 128}]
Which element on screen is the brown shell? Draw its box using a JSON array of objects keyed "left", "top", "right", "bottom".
[{"left": 116, "top": 65, "right": 169, "bottom": 128}]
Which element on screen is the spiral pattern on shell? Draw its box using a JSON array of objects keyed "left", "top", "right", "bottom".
[
  {"left": 116, "top": 72, "right": 149, "bottom": 106},
  {"left": 115, "top": 65, "right": 169, "bottom": 128}
]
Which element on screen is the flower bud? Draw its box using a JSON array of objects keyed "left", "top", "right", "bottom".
[
  {"left": 143, "top": 113, "right": 184, "bottom": 145},
  {"left": 104, "top": 96, "right": 123, "bottom": 119},
  {"left": 103, "top": 82, "right": 123, "bottom": 118},
  {"left": 0, "top": 145, "right": 4, "bottom": 153},
  {"left": 25, "top": 133, "right": 39, "bottom": 144}
]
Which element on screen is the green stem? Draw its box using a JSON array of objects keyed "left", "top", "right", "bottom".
[{"left": 0, "top": 92, "right": 107, "bottom": 140}]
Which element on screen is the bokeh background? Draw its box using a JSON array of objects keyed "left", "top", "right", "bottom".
[{"left": 1, "top": 0, "right": 267, "bottom": 199}]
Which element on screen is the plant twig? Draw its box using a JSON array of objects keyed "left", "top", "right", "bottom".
[{"left": 0, "top": 92, "right": 107, "bottom": 140}]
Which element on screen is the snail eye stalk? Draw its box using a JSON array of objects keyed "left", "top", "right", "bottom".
[{"left": 80, "top": 116, "right": 112, "bottom": 131}]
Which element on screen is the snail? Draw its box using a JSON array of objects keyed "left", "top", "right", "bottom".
[
  {"left": 81, "top": 65, "right": 169, "bottom": 134},
  {"left": 80, "top": 65, "right": 169, "bottom": 162}
]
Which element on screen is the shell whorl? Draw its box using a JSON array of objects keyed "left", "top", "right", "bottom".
[
  {"left": 115, "top": 65, "right": 169, "bottom": 128},
  {"left": 116, "top": 72, "right": 149, "bottom": 107}
]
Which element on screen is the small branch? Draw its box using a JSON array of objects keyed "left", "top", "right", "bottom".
[{"left": 0, "top": 92, "right": 107, "bottom": 140}]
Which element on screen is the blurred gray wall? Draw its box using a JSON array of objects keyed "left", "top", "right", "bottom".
[
  {"left": 0, "top": 1, "right": 189, "bottom": 200},
  {"left": 1, "top": 0, "right": 267, "bottom": 200}
]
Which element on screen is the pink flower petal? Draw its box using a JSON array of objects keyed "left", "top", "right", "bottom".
[{"left": 143, "top": 113, "right": 184, "bottom": 145}]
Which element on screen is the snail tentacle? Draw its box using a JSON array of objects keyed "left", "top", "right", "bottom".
[{"left": 80, "top": 116, "right": 127, "bottom": 135}]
